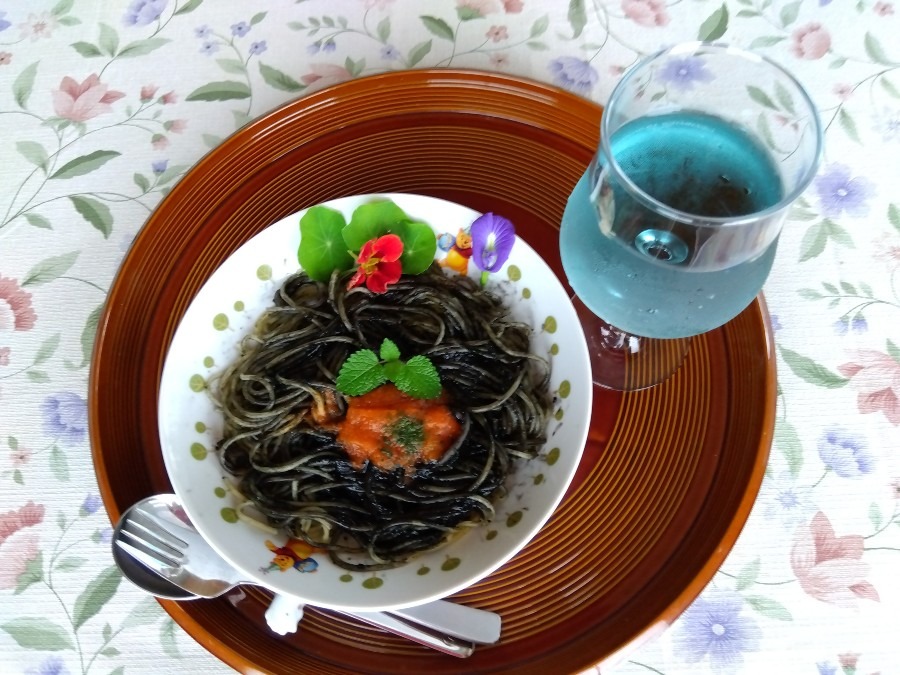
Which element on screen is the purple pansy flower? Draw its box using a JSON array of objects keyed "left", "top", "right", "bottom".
[
  {"left": 549, "top": 57, "right": 599, "bottom": 95},
  {"left": 249, "top": 40, "right": 267, "bottom": 55},
  {"left": 673, "top": 588, "right": 761, "bottom": 671},
  {"left": 81, "top": 494, "right": 101, "bottom": 516},
  {"left": 231, "top": 21, "right": 250, "bottom": 37},
  {"left": 814, "top": 163, "right": 875, "bottom": 218},
  {"left": 381, "top": 45, "right": 400, "bottom": 60},
  {"left": 200, "top": 40, "right": 219, "bottom": 56},
  {"left": 25, "top": 656, "right": 70, "bottom": 675},
  {"left": 817, "top": 426, "right": 873, "bottom": 477},
  {"left": 0, "top": 11, "right": 12, "bottom": 32},
  {"left": 122, "top": 0, "right": 168, "bottom": 27},
  {"left": 152, "top": 159, "right": 168, "bottom": 174},
  {"left": 194, "top": 25, "right": 211, "bottom": 38},
  {"left": 42, "top": 392, "right": 87, "bottom": 445},
  {"left": 470, "top": 213, "right": 516, "bottom": 273},
  {"left": 659, "top": 56, "right": 715, "bottom": 91}
]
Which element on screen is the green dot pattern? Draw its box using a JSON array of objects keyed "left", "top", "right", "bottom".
[
  {"left": 213, "top": 313, "right": 229, "bottom": 330},
  {"left": 257, "top": 264, "right": 272, "bottom": 281},
  {"left": 220, "top": 508, "right": 238, "bottom": 523},
  {"left": 522, "top": 288, "right": 531, "bottom": 299},
  {"left": 195, "top": 421, "right": 207, "bottom": 433},
  {"left": 550, "top": 343, "right": 559, "bottom": 355},
  {"left": 554, "top": 408, "right": 564, "bottom": 421},
  {"left": 190, "top": 443, "right": 207, "bottom": 460},
  {"left": 233, "top": 300, "right": 245, "bottom": 311},
  {"left": 441, "top": 558, "right": 461, "bottom": 571},
  {"left": 507, "top": 265, "right": 521, "bottom": 281},
  {"left": 506, "top": 511, "right": 523, "bottom": 527},
  {"left": 559, "top": 380, "right": 571, "bottom": 398},
  {"left": 417, "top": 567, "right": 430, "bottom": 576},
  {"left": 189, "top": 374, "right": 205, "bottom": 392},
  {"left": 543, "top": 316, "right": 557, "bottom": 333},
  {"left": 546, "top": 447, "right": 561, "bottom": 465},
  {"left": 486, "top": 530, "right": 498, "bottom": 541},
  {"left": 203, "top": 356, "right": 214, "bottom": 368},
  {"left": 214, "top": 487, "right": 226, "bottom": 498},
  {"left": 533, "top": 474, "right": 545, "bottom": 485},
  {"left": 362, "top": 577, "right": 384, "bottom": 589},
  {"left": 340, "top": 574, "right": 353, "bottom": 583}
]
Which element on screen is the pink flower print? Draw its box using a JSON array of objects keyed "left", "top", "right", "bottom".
[
  {"left": 18, "top": 12, "right": 58, "bottom": 41},
  {"left": 0, "top": 276, "right": 36, "bottom": 331},
  {"left": 502, "top": 0, "right": 524, "bottom": 12},
  {"left": 833, "top": 83, "right": 853, "bottom": 101},
  {"left": 151, "top": 134, "right": 169, "bottom": 150},
  {"left": 52, "top": 74, "right": 126, "bottom": 122},
  {"left": 140, "top": 84, "right": 158, "bottom": 101},
  {"left": 165, "top": 119, "right": 187, "bottom": 134},
  {"left": 0, "top": 501, "right": 45, "bottom": 545},
  {"left": 874, "top": 1, "right": 894, "bottom": 15},
  {"left": 0, "top": 529, "right": 40, "bottom": 589},
  {"left": 890, "top": 478, "right": 900, "bottom": 499},
  {"left": 838, "top": 350, "right": 900, "bottom": 425},
  {"left": 790, "top": 511, "right": 880, "bottom": 609},
  {"left": 621, "top": 0, "right": 670, "bottom": 26},
  {"left": 0, "top": 347, "right": 8, "bottom": 365},
  {"left": 160, "top": 90, "right": 177, "bottom": 104},
  {"left": 301, "top": 64, "right": 353, "bottom": 89},
  {"left": 489, "top": 53, "right": 509, "bottom": 68},
  {"left": 0, "top": 52, "right": 11, "bottom": 66},
  {"left": 486, "top": 25, "right": 508, "bottom": 42},
  {"left": 791, "top": 23, "right": 832, "bottom": 60},
  {"left": 872, "top": 234, "right": 900, "bottom": 269},
  {"left": 10, "top": 445, "right": 31, "bottom": 467},
  {"left": 456, "top": 0, "right": 502, "bottom": 17}
]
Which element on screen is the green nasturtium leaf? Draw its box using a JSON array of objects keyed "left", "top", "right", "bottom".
[
  {"left": 342, "top": 200, "right": 410, "bottom": 252},
  {"left": 298, "top": 206, "right": 354, "bottom": 281},
  {"left": 397, "top": 220, "right": 437, "bottom": 274}
]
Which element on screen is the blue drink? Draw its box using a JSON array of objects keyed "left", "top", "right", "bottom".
[{"left": 561, "top": 111, "right": 785, "bottom": 339}]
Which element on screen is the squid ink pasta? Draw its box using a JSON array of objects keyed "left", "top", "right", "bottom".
[{"left": 213, "top": 263, "right": 553, "bottom": 571}]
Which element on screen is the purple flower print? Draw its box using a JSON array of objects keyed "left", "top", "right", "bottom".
[
  {"left": 81, "top": 494, "right": 101, "bottom": 515},
  {"left": 98, "top": 527, "right": 113, "bottom": 544},
  {"left": 322, "top": 39, "right": 336, "bottom": 53},
  {"left": 769, "top": 314, "right": 783, "bottom": 331},
  {"left": 659, "top": 56, "right": 714, "bottom": 91},
  {"left": 381, "top": 45, "right": 400, "bottom": 60},
  {"left": 122, "top": 0, "right": 168, "bottom": 27},
  {"left": 817, "top": 661, "right": 837, "bottom": 675},
  {"left": 834, "top": 315, "right": 868, "bottom": 335},
  {"left": 818, "top": 426, "right": 873, "bottom": 477},
  {"left": 549, "top": 57, "right": 599, "bottom": 95},
  {"left": 200, "top": 40, "right": 219, "bottom": 56},
  {"left": 0, "top": 11, "right": 11, "bottom": 32},
  {"left": 759, "top": 470, "right": 814, "bottom": 530},
  {"left": 25, "top": 656, "right": 70, "bottom": 675},
  {"left": 231, "top": 21, "right": 250, "bottom": 37},
  {"left": 470, "top": 213, "right": 516, "bottom": 272},
  {"left": 42, "top": 392, "right": 87, "bottom": 445},
  {"left": 194, "top": 25, "right": 211, "bottom": 38},
  {"left": 152, "top": 159, "right": 168, "bottom": 174},
  {"left": 249, "top": 40, "right": 267, "bottom": 56},
  {"left": 673, "top": 587, "right": 761, "bottom": 671},
  {"left": 307, "top": 42, "right": 321, "bottom": 55},
  {"left": 814, "top": 163, "right": 875, "bottom": 218}
]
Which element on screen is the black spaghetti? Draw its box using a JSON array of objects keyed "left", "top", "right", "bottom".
[{"left": 214, "top": 264, "right": 552, "bottom": 571}]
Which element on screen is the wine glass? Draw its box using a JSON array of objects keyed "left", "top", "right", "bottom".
[{"left": 560, "top": 42, "right": 823, "bottom": 390}]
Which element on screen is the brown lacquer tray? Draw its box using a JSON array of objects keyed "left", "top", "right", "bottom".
[{"left": 89, "top": 70, "right": 775, "bottom": 674}]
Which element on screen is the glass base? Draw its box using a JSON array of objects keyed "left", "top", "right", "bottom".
[{"left": 572, "top": 295, "right": 692, "bottom": 391}]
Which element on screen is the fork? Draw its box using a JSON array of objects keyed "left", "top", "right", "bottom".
[{"left": 116, "top": 502, "right": 487, "bottom": 657}]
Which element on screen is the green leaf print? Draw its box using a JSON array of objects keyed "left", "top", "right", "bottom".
[
  {"left": 698, "top": 4, "right": 728, "bottom": 41},
  {"left": 1, "top": 617, "right": 75, "bottom": 651},
  {"left": 408, "top": 40, "right": 432, "bottom": 67},
  {"left": 186, "top": 80, "right": 252, "bottom": 101},
  {"left": 13, "top": 62, "right": 40, "bottom": 110},
  {"left": 259, "top": 63, "right": 305, "bottom": 92},
  {"left": 81, "top": 304, "right": 104, "bottom": 367},
  {"left": 73, "top": 566, "right": 123, "bottom": 630},
  {"left": 21, "top": 251, "right": 80, "bottom": 287},
  {"left": 174, "top": 0, "right": 204, "bottom": 15},
  {"left": 34, "top": 333, "right": 62, "bottom": 365},
  {"left": 567, "top": 0, "right": 587, "bottom": 38},
  {"left": 98, "top": 22, "right": 120, "bottom": 57},
  {"left": 49, "top": 150, "right": 121, "bottom": 180},
  {"left": 118, "top": 38, "right": 170, "bottom": 58},
  {"left": 69, "top": 195, "right": 114, "bottom": 238},
  {"left": 745, "top": 595, "right": 792, "bottom": 621},
  {"left": 71, "top": 41, "right": 104, "bottom": 58},
  {"left": 778, "top": 346, "right": 849, "bottom": 389},
  {"left": 16, "top": 141, "right": 49, "bottom": 172},
  {"left": 735, "top": 557, "right": 761, "bottom": 591},
  {"left": 864, "top": 32, "right": 896, "bottom": 65},
  {"left": 775, "top": 419, "right": 803, "bottom": 478},
  {"left": 420, "top": 16, "right": 454, "bottom": 41}
]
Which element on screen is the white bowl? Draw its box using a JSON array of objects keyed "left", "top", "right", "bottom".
[{"left": 158, "top": 193, "right": 591, "bottom": 611}]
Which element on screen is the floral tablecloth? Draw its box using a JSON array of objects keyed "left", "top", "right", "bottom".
[{"left": 1, "top": 1, "right": 899, "bottom": 674}]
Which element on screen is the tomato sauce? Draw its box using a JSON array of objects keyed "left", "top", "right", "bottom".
[{"left": 320, "top": 384, "right": 461, "bottom": 472}]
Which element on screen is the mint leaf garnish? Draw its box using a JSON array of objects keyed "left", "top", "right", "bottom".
[
  {"left": 335, "top": 349, "right": 386, "bottom": 395},
  {"left": 379, "top": 338, "right": 401, "bottom": 362},
  {"left": 393, "top": 355, "right": 441, "bottom": 399}
]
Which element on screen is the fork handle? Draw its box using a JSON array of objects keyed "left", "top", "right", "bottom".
[{"left": 345, "top": 611, "right": 475, "bottom": 658}]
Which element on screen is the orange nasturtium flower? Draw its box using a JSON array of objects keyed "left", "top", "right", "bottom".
[{"left": 347, "top": 234, "right": 404, "bottom": 293}]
